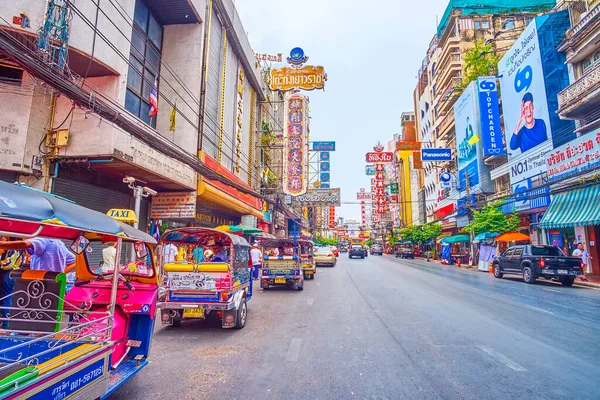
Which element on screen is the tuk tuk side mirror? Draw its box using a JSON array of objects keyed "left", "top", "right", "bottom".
[
  {"left": 71, "top": 236, "right": 90, "bottom": 255},
  {"left": 135, "top": 242, "right": 148, "bottom": 258}
]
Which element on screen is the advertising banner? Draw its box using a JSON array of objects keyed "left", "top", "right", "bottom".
[
  {"left": 421, "top": 148, "right": 452, "bottom": 161},
  {"left": 293, "top": 188, "right": 341, "bottom": 206},
  {"left": 282, "top": 94, "right": 309, "bottom": 196},
  {"left": 498, "top": 18, "right": 553, "bottom": 187},
  {"left": 312, "top": 141, "right": 336, "bottom": 151},
  {"left": 150, "top": 192, "right": 197, "bottom": 219},
  {"left": 476, "top": 76, "right": 504, "bottom": 156},
  {"left": 454, "top": 82, "right": 480, "bottom": 190},
  {"left": 366, "top": 152, "right": 394, "bottom": 163},
  {"left": 270, "top": 65, "right": 327, "bottom": 91},
  {"left": 546, "top": 130, "right": 600, "bottom": 183}
]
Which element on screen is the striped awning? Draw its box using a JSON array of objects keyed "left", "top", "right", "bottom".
[{"left": 540, "top": 185, "right": 600, "bottom": 229}]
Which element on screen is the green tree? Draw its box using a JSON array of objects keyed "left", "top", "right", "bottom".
[
  {"left": 387, "top": 234, "right": 399, "bottom": 246},
  {"left": 400, "top": 223, "right": 442, "bottom": 243},
  {"left": 422, "top": 223, "right": 442, "bottom": 242},
  {"left": 365, "top": 240, "right": 373, "bottom": 247},
  {"left": 458, "top": 40, "right": 499, "bottom": 90},
  {"left": 463, "top": 202, "right": 520, "bottom": 236},
  {"left": 314, "top": 236, "right": 337, "bottom": 246}
]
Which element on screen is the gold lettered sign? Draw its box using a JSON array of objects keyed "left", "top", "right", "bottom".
[
  {"left": 107, "top": 209, "right": 138, "bottom": 223},
  {"left": 270, "top": 66, "right": 327, "bottom": 92}
]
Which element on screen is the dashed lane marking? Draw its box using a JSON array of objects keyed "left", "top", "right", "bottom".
[
  {"left": 285, "top": 338, "right": 302, "bottom": 362},
  {"left": 527, "top": 305, "right": 555, "bottom": 315},
  {"left": 307, "top": 298, "right": 314, "bottom": 306},
  {"left": 477, "top": 346, "right": 527, "bottom": 372}
]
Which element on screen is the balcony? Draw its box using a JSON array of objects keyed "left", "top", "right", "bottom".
[
  {"left": 557, "top": 62, "right": 600, "bottom": 119},
  {"left": 560, "top": 4, "right": 600, "bottom": 52}
]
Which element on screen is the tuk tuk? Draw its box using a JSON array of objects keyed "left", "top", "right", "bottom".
[
  {"left": 0, "top": 181, "right": 158, "bottom": 399},
  {"left": 299, "top": 240, "right": 316, "bottom": 280},
  {"left": 157, "top": 228, "right": 251, "bottom": 329},
  {"left": 259, "top": 238, "right": 304, "bottom": 290}
]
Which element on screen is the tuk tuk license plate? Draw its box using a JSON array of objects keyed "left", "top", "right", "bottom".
[
  {"left": 275, "top": 278, "right": 287, "bottom": 284},
  {"left": 183, "top": 308, "right": 205, "bottom": 318}
]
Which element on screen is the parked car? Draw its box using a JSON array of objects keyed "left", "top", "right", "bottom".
[
  {"left": 492, "top": 245, "right": 583, "bottom": 286},
  {"left": 395, "top": 247, "right": 415, "bottom": 259},
  {"left": 339, "top": 246, "right": 348, "bottom": 253},
  {"left": 314, "top": 246, "right": 337, "bottom": 267},
  {"left": 370, "top": 244, "right": 383, "bottom": 255},
  {"left": 349, "top": 245, "right": 366, "bottom": 259},
  {"left": 331, "top": 246, "right": 339, "bottom": 257}
]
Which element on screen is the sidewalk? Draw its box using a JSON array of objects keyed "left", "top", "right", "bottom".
[{"left": 427, "top": 258, "right": 600, "bottom": 289}]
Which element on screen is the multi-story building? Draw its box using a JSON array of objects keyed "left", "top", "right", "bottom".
[
  {"left": 0, "top": 0, "right": 268, "bottom": 231},
  {"left": 395, "top": 112, "right": 416, "bottom": 229},
  {"left": 413, "top": 0, "right": 554, "bottom": 233}
]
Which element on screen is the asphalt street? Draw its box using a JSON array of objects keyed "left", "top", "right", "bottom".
[{"left": 110, "top": 255, "right": 600, "bottom": 400}]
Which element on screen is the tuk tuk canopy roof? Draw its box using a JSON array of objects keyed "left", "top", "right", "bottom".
[
  {"left": 258, "top": 238, "right": 313, "bottom": 248},
  {"left": 0, "top": 181, "right": 155, "bottom": 242},
  {"left": 161, "top": 227, "right": 249, "bottom": 247}
]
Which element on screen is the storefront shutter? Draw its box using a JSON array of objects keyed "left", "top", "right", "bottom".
[{"left": 0, "top": 171, "right": 18, "bottom": 183}]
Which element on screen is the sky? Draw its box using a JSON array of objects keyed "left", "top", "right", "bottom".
[{"left": 235, "top": 0, "right": 449, "bottom": 221}]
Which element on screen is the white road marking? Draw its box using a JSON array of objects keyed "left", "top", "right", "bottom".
[
  {"left": 543, "top": 288, "right": 561, "bottom": 293},
  {"left": 307, "top": 298, "right": 314, "bottom": 306},
  {"left": 527, "top": 305, "right": 555, "bottom": 315},
  {"left": 285, "top": 338, "right": 302, "bottom": 362},
  {"left": 477, "top": 346, "right": 527, "bottom": 372}
]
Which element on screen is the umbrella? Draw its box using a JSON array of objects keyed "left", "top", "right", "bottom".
[
  {"left": 473, "top": 232, "right": 499, "bottom": 243},
  {"left": 495, "top": 232, "right": 530, "bottom": 242}
]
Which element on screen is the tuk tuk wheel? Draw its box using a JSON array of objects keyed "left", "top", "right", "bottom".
[{"left": 235, "top": 299, "right": 247, "bottom": 329}]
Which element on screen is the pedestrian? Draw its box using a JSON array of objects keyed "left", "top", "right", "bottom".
[
  {"left": 0, "top": 237, "right": 75, "bottom": 273},
  {"left": 102, "top": 242, "right": 117, "bottom": 273},
  {"left": 213, "top": 244, "right": 228, "bottom": 262},
  {"left": 162, "top": 242, "right": 177, "bottom": 264},
  {"left": 0, "top": 237, "right": 24, "bottom": 328},
  {"left": 250, "top": 243, "right": 262, "bottom": 280},
  {"left": 192, "top": 245, "right": 204, "bottom": 264},
  {"left": 573, "top": 243, "right": 590, "bottom": 281}
]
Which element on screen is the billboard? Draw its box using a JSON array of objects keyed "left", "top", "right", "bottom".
[
  {"left": 546, "top": 129, "right": 600, "bottom": 183},
  {"left": 498, "top": 18, "right": 553, "bottom": 188},
  {"left": 270, "top": 66, "right": 327, "bottom": 91},
  {"left": 150, "top": 192, "right": 196, "bottom": 219},
  {"left": 313, "top": 141, "right": 336, "bottom": 151},
  {"left": 292, "top": 188, "right": 341, "bottom": 206},
  {"left": 366, "top": 152, "right": 394, "bottom": 163},
  {"left": 454, "top": 82, "right": 479, "bottom": 191},
  {"left": 421, "top": 148, "right": 452, "bottom": 161},
  {"left": 282, "top": 94, "right": 309, "bottom": 196},
  {"left": 476, "top": 77, "right": 504, "bottom": 156}
]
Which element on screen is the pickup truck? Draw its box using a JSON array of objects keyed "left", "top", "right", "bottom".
[{"left": 492, "top": 245, "right": 583, "bottom": 286}]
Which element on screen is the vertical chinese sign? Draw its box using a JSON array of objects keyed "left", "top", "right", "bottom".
[{"left": 283, "top": 93, "right": 309, "bottom": 196}]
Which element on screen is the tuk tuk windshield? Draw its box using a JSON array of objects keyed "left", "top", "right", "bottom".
[{"left": 87, "top": 240, "right": 155, "bottom": 278}]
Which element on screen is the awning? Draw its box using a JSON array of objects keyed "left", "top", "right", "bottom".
[
  {"left": 441, "top": 234, "right": 470, "bottom": 244},
  {"left": 198, "top": 180, "right": 263, "bottom": 220},
  {"left": 473, "top": 232, "right": 499, "bottom": 243},
  {"left": 540, "top": 185, "right": 600, "bottom": 229}
]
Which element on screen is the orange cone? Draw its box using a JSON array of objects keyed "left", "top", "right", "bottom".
[{"left": 489, "top": 262, "right": 494, "bottom": 274}]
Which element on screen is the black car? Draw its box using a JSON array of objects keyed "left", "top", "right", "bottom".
[
  {"left": 395, "top": 248, "right": 415, "bottom": 259},
  {"left": 492, "top": 245, "right": 582, "bottom": 286},
  {"left": 349, "top": 245, "right": 366, "bottom": 259},
  {"left": 370, "top": 244, "right": 383, "bottom": 255}
]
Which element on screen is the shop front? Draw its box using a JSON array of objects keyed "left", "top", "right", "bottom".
[{"left": 540, "top": 184, "right": 600, "bottom": 276}]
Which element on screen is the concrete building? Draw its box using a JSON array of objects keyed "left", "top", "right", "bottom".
[
  {"left": 413, "top": 0, "right": 553, "bottom": 233},
  {"left": 395, "top": 112, "right": 416, "bottom": 229},
  {"left": 0, "top": 0, "right": 266, "bottom": 230}
]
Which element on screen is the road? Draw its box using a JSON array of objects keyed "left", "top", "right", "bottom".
[{"left": 111, "top": 255, "right": 600, "bottom": 400}]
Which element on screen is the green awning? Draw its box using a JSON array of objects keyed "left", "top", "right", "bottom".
[
  {"left": 540, "top": 185, "right": 600, "bottom": 229},
  {"left": 442, "top": 234, "right": 471, "bottom": 244}
]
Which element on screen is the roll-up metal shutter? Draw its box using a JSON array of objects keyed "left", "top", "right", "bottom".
[
  {"left": 0, "top": 171, "right": 18, "bottom": 183},
  {"left": 203, "top": 7, "right": 223, "bottom": 160},
  {"left": 222, "top": 46, "right": 238, "bottom": 172}
]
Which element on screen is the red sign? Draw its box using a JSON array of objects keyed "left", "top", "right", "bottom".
[
  {"left": 375, "top": 164, "right": 385, "bottom": 172},
  {"left": 391, "top": 194, "right": 399, "bottom": 202},
  {"left": 413, "top": 151, "right": 422, "bottom": 169},
  {"left": 366, "top": 152, "right": 394, "bottom": 163},
  {"left": 436, "top": 203, "right": 455, "bottom": 219},
  {"left": 283, "top": 94, "right": 308, "bottom": 195}
]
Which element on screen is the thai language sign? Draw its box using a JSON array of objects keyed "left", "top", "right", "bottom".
[
  {"left": 150, "top": 192, "right": 196, "bottom": 219},
  {"left": 293, "top": 188, "right": 341, "bottom": 206},
  {"left": 29, "top": 358, "right": 106, "bottom": 400},
  {"left": 312, "top": 141, "right": 336, "bottom": 151},
  {"left": 357, "top": 190, "right": 372, "bottom": 200},
  {"left": 270, "top": 66, "right": 327, "bottom": 91},
  {"left": 396, "top": 141, "right": 421, "bottom": 151},
  {"left": 283, "top": 94, "right": 309, "bottom": 196},
  {"left": 168, "top": 272, "right": 230, "bottom": 291},
  {"left": 546, "top": 130, "right": 600, "bottom": 183},
  {"left": 366, "top": 152, "right": 394, "bottom": 163}
]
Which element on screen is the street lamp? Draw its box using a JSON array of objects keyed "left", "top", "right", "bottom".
[{"left": 123, "top": 177, "right": 157, "bottom": 230}]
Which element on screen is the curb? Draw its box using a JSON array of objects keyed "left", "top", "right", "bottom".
[{"left": 574, "top": 280, "right": 600, "bottom": 289}]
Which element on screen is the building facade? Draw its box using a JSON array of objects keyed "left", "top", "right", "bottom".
[{"left": 0, "top": 0, "right": 267, "bottom": 231}]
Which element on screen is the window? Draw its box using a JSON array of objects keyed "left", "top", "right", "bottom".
[
  {"left": 0, "top": 65, "right": 23, "bottom": 85},
  {"left": 513, "top": 248, "right": 523, "bottom": 257},
  {"left": 125, "top": 0, "right": 163, "bottom": 128},
  {"left": 504, "top": 249, "right": 514, "bottom": 257},
  {"left": 583, "top": 51, "right": 600, "bottom": 75},
  {"left": 474, "top": 20, "right": 481, "bottom": 29},
  {"left": 481, "top": 21, "right": 490, "bottom": 29},
  {"left": 531, "top": 246, "right": 565, "bottom": 256},
  {"left": 504, "top": 19, "right": 515, "bottom": 30}
]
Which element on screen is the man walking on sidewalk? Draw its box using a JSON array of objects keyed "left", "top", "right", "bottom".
[
  {"left": 250, "top": 243, "right": 262, "bottom": 280},
  {"left": 573, "top": 243, "right": 590, "bottom": 281}
]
